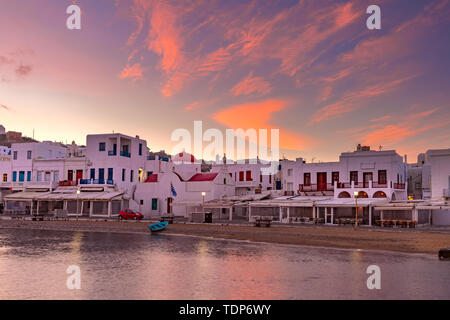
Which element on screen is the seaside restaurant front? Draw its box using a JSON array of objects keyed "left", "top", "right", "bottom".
[{"left": 3, "top": 189, "right": 129, "bottom": 218}]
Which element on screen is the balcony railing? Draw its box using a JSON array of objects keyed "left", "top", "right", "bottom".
[
  {"left": 79, "top": 179, "right": 114, "bottom": 185},
  {"left": 299, "top": 183, "right": 334, "bottom": 192},
  {"left": 108, "top": 150, "right": 117, "bottom": 156},
  {"left": 59, "top": 180, "right": 78, "bottom": 187},
  {"left": 120, "top": 151, "right": 131, "bottom": 158},
  {"left": 335, "top": 181, "right": 404, "bottom": 189},
  {"left": 393, "top": 183, "right": 406, "bottom": 190}
]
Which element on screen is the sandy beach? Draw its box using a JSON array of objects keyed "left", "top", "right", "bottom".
[{"left": 1, "top": 218, "right": 449, "bottom": 255}]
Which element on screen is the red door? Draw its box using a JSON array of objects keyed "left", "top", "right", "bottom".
[
  {"left": 317, "top": 172, "right": 327, "bottom": 191},
  {"left": 68, "top": 170, "right": 73, "bottom": 181},
  {"left": 76, "top": 170, "right": 83, "bottom": 183}
]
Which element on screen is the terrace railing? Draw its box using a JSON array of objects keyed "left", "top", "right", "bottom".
[
  {"left": 120, "top": 151, "right": 131, "bottom": 158},
  {"left": 79, "top": 179, "right": 114, "bottom": 185},
  {"left": 108, "top": 150, "right": 117, "bottom": 156},
  {"left": 299, "top": 183, "right": 334, "bottom": 192},
  {"left": 58, "top": 180, "right": 78, "bottom": 187},
  {"left": 393, "top": 183, "right": 406, "bottom": 190}
]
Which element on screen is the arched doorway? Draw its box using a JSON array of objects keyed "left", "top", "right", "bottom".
[
  {"left": 357, "top": 191, "right": 368, "bottom": 198},
  {"left": 338, "top": 191, "right": 351, "bottom": 198},
  {"left": 373, "top": 191, "right": 387, "bottom": 198}
]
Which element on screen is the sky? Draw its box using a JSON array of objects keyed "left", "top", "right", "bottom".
[{"left": 0, "top": 0, "right": 449, "bottom": 163}]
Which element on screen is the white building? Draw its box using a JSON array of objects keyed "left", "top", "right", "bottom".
[
  {"left": 211, "top": 158, "right": 275, "bottom": 196},
  {"left": 9, "top": 142, "right": 66, "bottom": 186},
  {"left": 84, "top": 133, "right": 150, "bottom": 195},
  {"left": 134, "top": 168, "right": 235, "bottom": 219},
  {"left": 422, "top": 149, "right": 450, "bottom": 200},
  {"left": 280, "top": 145, "right": 408, "bottom": 200}
]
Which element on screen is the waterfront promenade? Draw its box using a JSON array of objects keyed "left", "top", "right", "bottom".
[{"left": 1, "top": 218, "right": 449, "bottom": 255}]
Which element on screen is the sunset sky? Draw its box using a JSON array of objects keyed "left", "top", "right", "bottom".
[{"left": 0, "top": 0, "right": 449, "bottom": 163}]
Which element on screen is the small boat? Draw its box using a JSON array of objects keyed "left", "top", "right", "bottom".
[{"left": 148, "top": 221, "right": 169, "bottom": 233}]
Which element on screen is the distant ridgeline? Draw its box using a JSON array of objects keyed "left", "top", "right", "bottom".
[{"left": 0, "top": 134, "right": 37, "bottom": 148}]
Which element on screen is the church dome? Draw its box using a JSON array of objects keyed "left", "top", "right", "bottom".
[{"left": 172, "top": 151, "right": 197, "bottom": 163}]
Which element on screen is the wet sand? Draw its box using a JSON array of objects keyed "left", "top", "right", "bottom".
[{"left": 1, "top": 218, "right": 449, "bottom": 255}]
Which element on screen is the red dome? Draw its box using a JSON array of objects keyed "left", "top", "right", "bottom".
[{"left": 172, "top": 151, "right": 197, "bottom": 163}]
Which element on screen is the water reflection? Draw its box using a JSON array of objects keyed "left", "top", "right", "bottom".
[{"left": 0, "top": 228, "right": 448, "bottom": 300}]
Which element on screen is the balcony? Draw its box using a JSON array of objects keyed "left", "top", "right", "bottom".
[
  {"left": 59, "top": 180, "right": 78, "bottom": 187},
  {"left": 393, "top": 183, "right": 406, "bottom": 190},
  {"left": 79, "top": 179, "right": 114, "bottom": 185},
  {"left": 336, "top": 181, "right": 392, "bottom": 189},
  {"left": 120, "top": 151, "right": 131, "bottom": 158},
  {"left": 299, "top": 183, "right": 334, "bottom": 192}
]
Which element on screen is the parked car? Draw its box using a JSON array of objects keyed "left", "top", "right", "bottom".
[{"left": 119, "top": 209, "right": 143, "bottom": 220}]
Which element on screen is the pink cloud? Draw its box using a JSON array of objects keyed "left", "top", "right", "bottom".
[
  {"left": 119, "top": 63, "right": 143, "bottom": 81},
  {"left": 230, "top": 72, "right": 272, "bottom": 96},
  {"left": 213, "top": 99, "right": 317, "bottom": 151}
]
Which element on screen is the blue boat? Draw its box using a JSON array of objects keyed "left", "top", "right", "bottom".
[{"left": 148, "top": 221, "right": 169, "bottom": 233}]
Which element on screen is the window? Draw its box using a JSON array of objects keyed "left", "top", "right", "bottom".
[
  {"left": 332, "top": 172, "right": 339, "bottom": 183},
  {"left": 246, "top": 170, "right": 252, "bottom": 181},
  {"left": 3, "top": 174, "right": 7, "bottom": 182},
  {"left": 37, "top": 171, "right": 42, "bottom": 181},
  {"left": 27, "top": 150, "right": 32, "bottom": 160},
  {"left": 260, "top": 174, "right": 262, "bottom": 183},
  {"left": 139, "top": 143, "right": 142, "bottom": 156},
  {"left": 13, "top": 151, "right": 17, "bottom": 160},
  {"left": 122, "top": 169, "right": 126, "bottom": 182},
  {"left": 304, "top": 173, "right": 311, "bottom": 186},
  {"left": 269, "top": 175, "right": 272, "bottom": 184},
  {"left": 130, "top": 170, "right": 134, "bottom": 182},
  {"left": 53, "top": 171, "right": 59, "bottom": 182},
  {"left": 12, "top": 171, "right": 17, "bottom": 182},
  {"left": 19, "top": 171, "right": 25, "bottom": 182},
  {"left": 288, "top": 169, "right": 293, "bottom": 176},
  {"left": 140, "top": 200, "right": 144, "bottom": 205},
  {"left": 239, "top": 171, "right": 244, "bottom": 181},
  {"left": 224, "top": 178, "right": 226, "bottom": 185},
  {"left": 99, "top": 168, "right": 105, "bottom": 181},
  {"left": 151, "top": 198, "right": 158, "bottom": 210},
  {"left": 108, "top": 168, "right": 113, "bottom": 181},
  {"left": 90, "top": 168, "right": 95, "bottom": 180},
  {"left": 44, "top": 172, "right": 51, "bottom": 182},
  {"left": 378, "top": 170, "right": 387, "bottom": 184},
  {"left": 350, "top": 171, "right": 358, "bottom": 184},
  {"left": 27, "top": 171, "right": 31, "bottom": 182},
  {"left": 99, "top": 142, "right": 105, "bottom": 151}
]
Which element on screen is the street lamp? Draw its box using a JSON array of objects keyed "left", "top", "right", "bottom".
[
  {"left": 354, "top": 191, "right": 359, "bottom": 229},
  {"left": 76, "top": 189, "right": 81, "bottom": 220},
  {"left": 201, "top": 192, "right": 206, "bottom": 221}
]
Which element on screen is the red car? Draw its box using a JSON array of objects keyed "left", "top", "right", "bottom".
[{"left": 119, "top": 209, "right": 144, "bottom": 220}]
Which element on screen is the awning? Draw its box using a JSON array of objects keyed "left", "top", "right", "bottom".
[
  {"left": 4, "top": 191, "right": 52, "bottom": 201},
  {"left": 4, "top": 190, "right": 126, "bottom": 202}
]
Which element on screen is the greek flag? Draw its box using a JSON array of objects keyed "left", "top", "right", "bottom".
[{"left": 170, "top": 183, "right": 177, "bottom": 197}]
